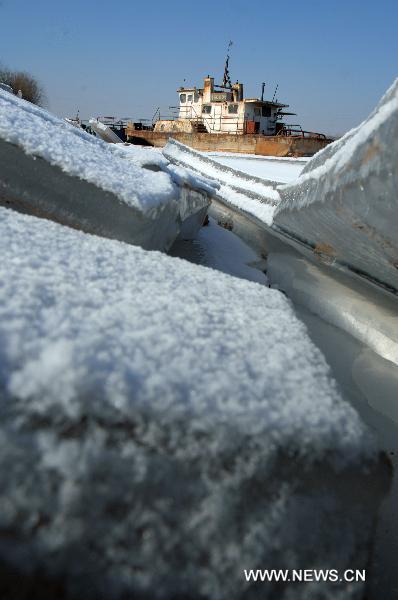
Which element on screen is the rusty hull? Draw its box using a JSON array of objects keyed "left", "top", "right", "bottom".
[{"left": 125, "top": 129, "right": 331, "bottom": 157}]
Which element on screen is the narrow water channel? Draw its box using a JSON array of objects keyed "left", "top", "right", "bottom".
[{"left": 169, "top": 216, "right": 268, "bottom": 285}]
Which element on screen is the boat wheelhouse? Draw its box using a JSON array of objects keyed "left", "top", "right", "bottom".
[{"left": 156, "top": 76, "right": 288, "bottom": 136}]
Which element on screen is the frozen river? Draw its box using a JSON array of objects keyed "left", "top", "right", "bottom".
[
  {"left": 170, "top": 216, "right": 267, "bottom": 284},
  {"left": 206, "top": 152, "right": 307, "bottom": 183}
]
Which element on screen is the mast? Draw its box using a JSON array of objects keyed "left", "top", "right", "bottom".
[{"left": 222, "top": 40, "right": 233, "bottom": 89}]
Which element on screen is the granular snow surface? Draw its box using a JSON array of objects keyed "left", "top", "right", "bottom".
[
  {"left": 0, "top": 207, "right": 378, "bottom": 599},
  {"left": 0, "top": 206, "right": 371, "bottom": 460},
  {"left": 0, "top": 91, "right": 216, "bottom": 213},
  {"left": 206, "top": 153, "right": 305, "bottom": 183}
]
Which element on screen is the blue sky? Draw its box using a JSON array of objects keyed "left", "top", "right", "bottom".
[{"left": 1, "top": 0, "right": 397, "bottom": 135}]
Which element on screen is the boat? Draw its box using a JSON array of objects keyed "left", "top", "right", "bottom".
[{"left": 125, "top": 47, "right": 333, "bottom": 157}]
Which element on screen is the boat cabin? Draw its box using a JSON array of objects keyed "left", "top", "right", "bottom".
[{"left": 155, "top": 75, "right": 288, "bottom": 135}]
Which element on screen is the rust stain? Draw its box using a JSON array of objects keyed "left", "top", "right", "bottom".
[
  {"left": 362, "top": 141, "right": 380, "bottom": 165},
  {"left": 313, "top": 242, "right": 337, "bottom": 257},
  {"left": 124, "top": 129, "right": 330, "bottom": 157},
  {"left": 218, "top": 219, "right": 233, "bottom": 231},
  {"left": 352, "top": 220, "right": 398, "bottom": 254},
  {"left": 254, "top": 138, "right": 290, "bottom": 157},
  {"left": 352, "top": 222, "right": 365, "bottom": 231}
]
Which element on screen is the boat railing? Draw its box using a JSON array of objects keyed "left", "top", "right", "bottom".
[
  {"left": 154, "top": 105, "right": 217, "bottom": 133},
  {"left": 177, "top": 104, "right": 246, "bottom": 135},
  {"left": 277, "top": 124, "right": 327, "bottom": 139},
  {"left": 91, "top": 116, "right": 135, "bottom": 130},
  {"left": 153, "top": 105, "right": 249, "bottom": 135},
  {"left": 151, "top": 107, "right": 161, "bottom": 127},
  {"left": 185, "top": 104, "right": 216, "bottom": 133}
]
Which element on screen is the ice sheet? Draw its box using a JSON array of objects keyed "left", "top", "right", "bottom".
[
  {"left": 207, "top": 154, "right": 305, "bottom": 183},
  {"left": 163, "top": 139, "right": 279, "bottom": 201},
  {"left": 163, "top": 139, "right": 279, "bottom": 225}
]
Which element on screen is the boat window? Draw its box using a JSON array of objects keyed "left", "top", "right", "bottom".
[
  {"left": 180, "top": 94, "right": 186, "bottom": 103},
  {"left": 262, "top": 106, "right": 271, "bottom": 117},
  {"left": 228, "top": 104, "right": 238, "bottom": 114},
  {"left": 187, "top": 94, "right": 193, "bottom": 103},
  {"left": 254, "top": 107, "right": 261, "bottom": 117},
  {"left": 194, "top": 92, "right": 200, "bottom": 102},
  {"left": 202, "top": 105, "right": 211, "bottom": 114}
]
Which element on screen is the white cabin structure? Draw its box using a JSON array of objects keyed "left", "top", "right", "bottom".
[{"left": 155, "top": 75, "right": 288, "bottom": 136}]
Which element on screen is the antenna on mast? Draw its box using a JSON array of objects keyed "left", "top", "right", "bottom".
[
  {"left": 272, "top": 84, "right": 279, "bottom": 102},
  {"left": 222, "top": 40, "right": 233, "bottom": 88},
  {"left": 261, "top": 82, "right": 265, "bottom": 102}
]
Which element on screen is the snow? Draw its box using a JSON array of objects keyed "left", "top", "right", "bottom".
[
  {"left": 163, "top": 139, "right": 279, "bottom": 201},
  {"left": 88, "top": 118, "right": 112, "bottom": 132},
  {"left": 88, "top": 118, "right": 124, "bottom": 143},
  {"left": 207, "top": 153, "right": 305, "bottom": 183},
  {"left": 0, "top": 82, "right": 13, "bottom": 94},
  {"left": 110, "top": 142, "right": 169, "bottom": 169},
  {"left": 0, "top": 90, "right": 215, "bottom": 214},
  {"left": 0, "top": 206, "right": 378, "bottom": 598},
  {"left": 163, "top": 139, "right": 279, "bottom": 225},
  {"left": 278, "top": 77, "right": 398, "bottom": 210},
  {"left": 216, "top": 184, "right": 276, "bottom": 224},
  {"left": 170, "top": 216, "right": 268, "bottom": 285},
  {"left": 207, "top": 151, "right": 309, "bottom": 164},
  {"left": 110, "top": 143, "right": 218, "bottom": 196},
  {"left": 160, "top": 163, "right": 218, "bottom": 196},
  {"left": 0, "top": 206, "right": 369, "bottom": 456},
  {"left": 273, "top": 78, "right": 398, "bottom": 294}
]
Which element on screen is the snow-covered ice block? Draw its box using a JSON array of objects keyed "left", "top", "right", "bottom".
[
  {"left": 88, "top": 118, "right": 125, "bottom": 143},
  {"left": 109, "top": 142, "right": 170, "bottom": 170},
  {"left": 0, "top": 91, "right": 215, "bottom": 250},
  {"left": 0, "top": 208, "right": 389, "bottom": 599},
  {"left": 163, "top": 139, "right": 279, "bottom": 225},
  {"left": 206, "top": 152, "right": 306, "bottom": 183},
  {"left": 274, "top": 78, "right": 398, "bottom": 294}
]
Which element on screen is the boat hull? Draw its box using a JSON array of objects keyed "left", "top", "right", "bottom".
[{"left": 125, "top": 129, "right": 331, "bottom": 157}]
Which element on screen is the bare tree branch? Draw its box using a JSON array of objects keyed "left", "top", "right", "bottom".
[{"left": 0, "top": 65, "right": 46, "bottom": 106}]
